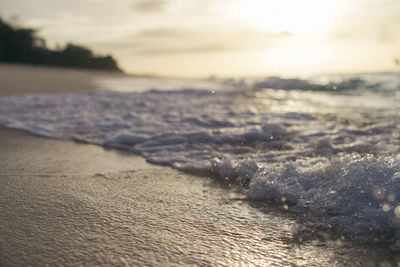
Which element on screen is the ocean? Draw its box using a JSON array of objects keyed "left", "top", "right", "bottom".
[{"left": 1, "top": 72, "right": 399, "bottom": 245}]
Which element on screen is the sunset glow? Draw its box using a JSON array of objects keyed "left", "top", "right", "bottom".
[
  {"left": 0, "top": 0, "right": 399, "bottom": 77},
  {"left": 224, "top": 0, "right": 343, "bottom": 35}
]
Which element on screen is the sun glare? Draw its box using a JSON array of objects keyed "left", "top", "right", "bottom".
[{"left": 226, "top": 0, "right": 344, "bottom": 36}]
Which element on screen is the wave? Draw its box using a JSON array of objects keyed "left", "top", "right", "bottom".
[
  {"left": 1, "top": 74, "right": 400, "bottom": 244},
  {"left": 252, "top": 77, "right": 366, "bottom": 92},
  {"left": 220, "top": 72, "right": 400, "bottom": 95}
]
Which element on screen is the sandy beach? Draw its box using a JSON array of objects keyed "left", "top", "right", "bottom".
[
  {"left": 0, "top": 64, "right": 397, "bottom": 266},
  {"left": 0, "top": 63, "right": 125, "bottom": 96}
]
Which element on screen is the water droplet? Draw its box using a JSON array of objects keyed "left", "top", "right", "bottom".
[
  {"left": 395, "top": 206, "right": 400, "bottom": 218},
  {"left": 281, "top": 197, "right": 286, "bottom": 203},
  {"left": 373, "top": 187, "right": 385, "bottom": 200},
  {"left": 283, "top": 204, "right": 289, "bottom": 210},
  {"left": 382, "top": 203, "right": 391, "bottom": 212}
]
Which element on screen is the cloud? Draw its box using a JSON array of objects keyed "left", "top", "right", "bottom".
[
  {"left": 114, "top": 28, "right": 293, "bottom": 56},
  {"left": 136, "top": 28, "right": 187, "bottom": 38},
  {"left": 133, "top": 44, "right": 232, "bottom": 55},
  {"left": 133, "top": 0, "right": 167, "bottom": 14}
]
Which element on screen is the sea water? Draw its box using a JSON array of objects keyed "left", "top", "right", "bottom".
[{"left": 0, "top": 72, "right": 399, "bottom": 244}]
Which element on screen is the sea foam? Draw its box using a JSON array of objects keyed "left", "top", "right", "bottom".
[{"left": 0, "top": 74, "right": 399, "bottom": 243}]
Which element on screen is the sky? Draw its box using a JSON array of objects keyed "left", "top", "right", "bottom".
[{"left": 1, "top": 0, "right": 400, "bottom": 77}]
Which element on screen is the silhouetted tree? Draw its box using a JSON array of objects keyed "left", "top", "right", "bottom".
[{"left": 0, "top": 17, "right": 122, "bottom": 72}]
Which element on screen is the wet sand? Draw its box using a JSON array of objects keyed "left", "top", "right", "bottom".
[
  {"left": 0, "top": 63, "right": 124, "bottom": 96},
  {"left": 0, "top": 64, "right": 398, "bottom": 266}
]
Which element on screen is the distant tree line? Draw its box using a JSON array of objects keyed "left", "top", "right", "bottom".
[{"left": 0, "top": 17, "right": 122, "bottom": 72}]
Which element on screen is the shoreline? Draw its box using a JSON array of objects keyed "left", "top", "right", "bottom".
[
  {"left": 0, "top": 64, "right": 398, "bottom": 266},
  {"left": 1, "top": 126, "right": 395, "bottom": 266}
]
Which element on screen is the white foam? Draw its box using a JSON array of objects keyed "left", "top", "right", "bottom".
[{"left": 0, "top": 73, "right": 400, "bottom": 242}]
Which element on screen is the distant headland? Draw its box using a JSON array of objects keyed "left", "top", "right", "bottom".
[{"left": 0, "top": 17, "right": 122, "bottom": 72}]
